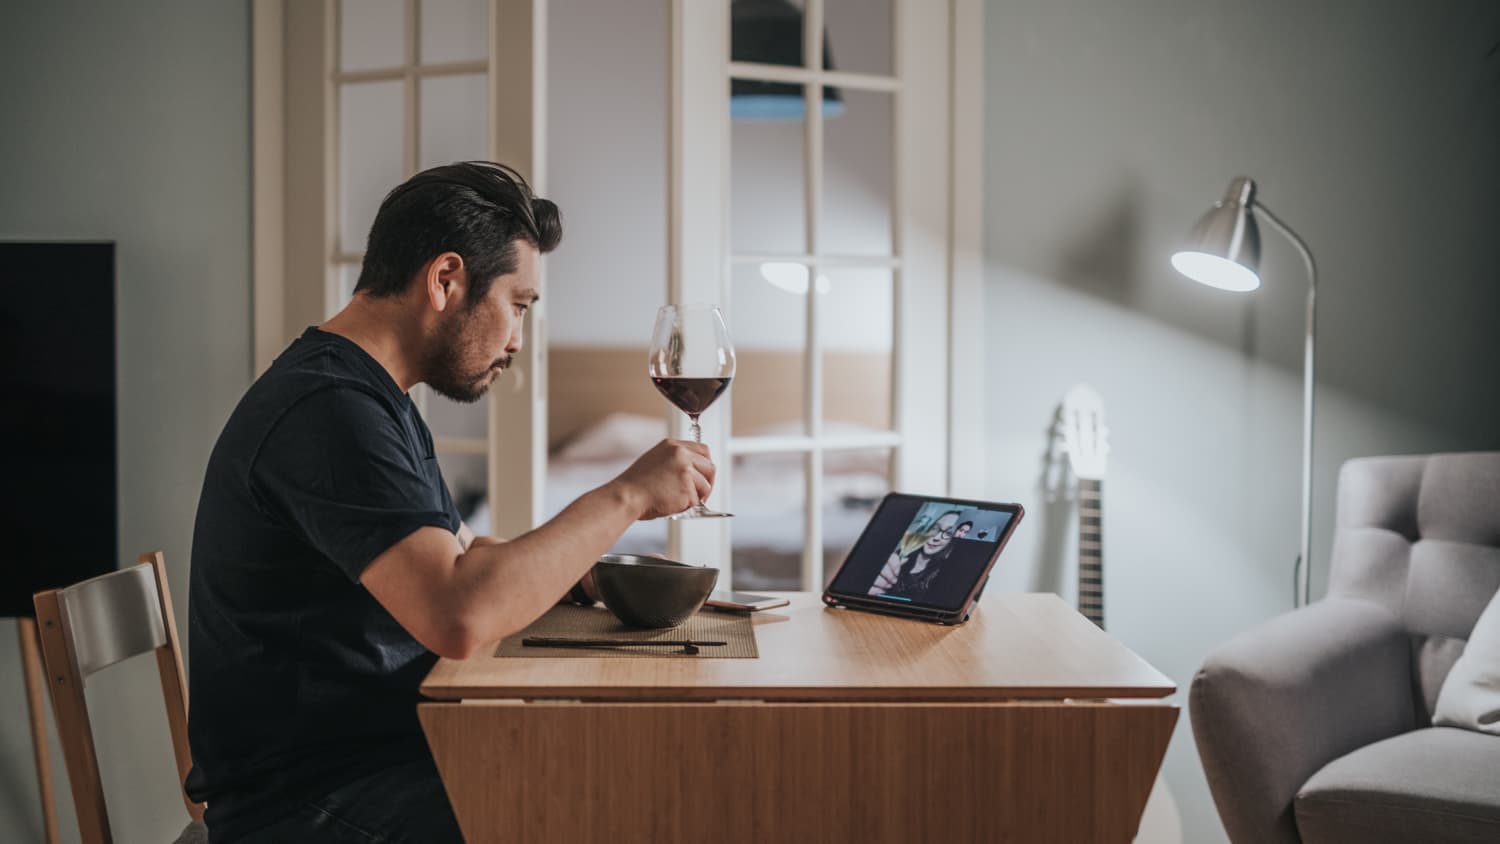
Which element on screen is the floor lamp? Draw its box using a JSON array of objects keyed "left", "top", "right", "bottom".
[{"left": 1171, "top": 176, "right": 1318, "bottom": 607}]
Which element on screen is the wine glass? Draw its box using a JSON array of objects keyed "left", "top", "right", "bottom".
[{"left": 648, "top": 304, "right": 736, "bottom": 519}]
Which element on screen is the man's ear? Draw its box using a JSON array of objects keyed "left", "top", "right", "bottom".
[{"left": 423, "top": 252, "right": 466, "bottom": 312}]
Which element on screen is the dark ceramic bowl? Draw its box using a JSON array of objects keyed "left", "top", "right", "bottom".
[{"left": 593, "top": 554, "right": 719, "bottom": 629}]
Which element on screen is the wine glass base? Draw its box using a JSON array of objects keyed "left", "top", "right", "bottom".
[{"left": 668, "top": 509, "right": 734, "bottom": 520}]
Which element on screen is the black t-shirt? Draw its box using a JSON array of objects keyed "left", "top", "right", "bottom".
[{"left": 185, "top": 328, "right": 460, "bottom": 839}]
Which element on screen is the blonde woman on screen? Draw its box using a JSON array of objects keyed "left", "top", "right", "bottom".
[{"left": 869, "top": 511, "right": 964, "bottom": 598}]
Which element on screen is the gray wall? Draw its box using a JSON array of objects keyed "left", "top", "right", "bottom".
[
  {"left": 981, "top": 1, "right": 1500, "bottom": 841},
  {"left": 3, "top": 1, "right": 1495, "bottom": 841},
  {"left": 0, "top": 1, "right": 251, "bottom": 842}
]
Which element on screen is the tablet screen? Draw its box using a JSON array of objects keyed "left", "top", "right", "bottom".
[{"left": 827, "top": 495, "right": 1020, "bottom": 613}]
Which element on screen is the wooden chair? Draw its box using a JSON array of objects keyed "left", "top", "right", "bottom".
[{"left": 32, "top": 551, "right": 206, "bottom": 844}]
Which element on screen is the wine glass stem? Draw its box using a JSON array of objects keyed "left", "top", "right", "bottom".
[{"left": 687, "top": 415, "right": 707, "bottom": 514}]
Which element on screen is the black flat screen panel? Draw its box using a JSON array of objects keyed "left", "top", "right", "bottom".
[{"left": 0, "top": 242, "right": 117, "bottom": 616}]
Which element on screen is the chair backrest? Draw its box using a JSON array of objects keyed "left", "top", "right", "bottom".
[
  {"left": 32, "top": 551, "right": 203, "bottom": 844},
  {"left": 1326, "top": 452, "right": 1500, "bottom": 722}
]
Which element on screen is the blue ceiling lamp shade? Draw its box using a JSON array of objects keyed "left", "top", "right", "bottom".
[{"left": 731, "top": 0, "right": 845, "bottom": 120}]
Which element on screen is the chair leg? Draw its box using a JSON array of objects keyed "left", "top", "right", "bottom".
[{"left": 18, "top": 618, "right": 62, "bottom": 844}]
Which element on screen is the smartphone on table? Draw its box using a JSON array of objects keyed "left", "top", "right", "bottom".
[{"left": 704, "top": 591, "right": 790, "bottom": 612}]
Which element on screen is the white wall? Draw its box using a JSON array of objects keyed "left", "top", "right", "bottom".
[
  {"left": 0, "top": 2, "right": 252, "bottom": 842},
  {"left": 981, "top": 1, "right": 1500, "bottom": 841}
]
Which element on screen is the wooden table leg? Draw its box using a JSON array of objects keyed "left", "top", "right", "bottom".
[
  {"left": 18, "top": 618, "right": 61, "bottom": 844},
  {"left": 421, "top": 700, "right": 1176, "bottom": 844}
]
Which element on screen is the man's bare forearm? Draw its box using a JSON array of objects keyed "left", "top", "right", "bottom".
[
  {"left": 362, "top": 440, "right": 710, "bottom": 658},
  {"left": 446, "top": 483, "right": 640, "bottom": 647}
]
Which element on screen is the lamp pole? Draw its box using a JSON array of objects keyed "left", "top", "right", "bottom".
[{"left": 1250, "top": 203, "right": 1317, "bottom": 607}]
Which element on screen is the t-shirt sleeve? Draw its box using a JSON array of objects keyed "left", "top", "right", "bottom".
[{"left": 250, "top": 386, "right": 456, "bottom": 581}]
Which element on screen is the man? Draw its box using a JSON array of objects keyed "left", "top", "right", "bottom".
[{"left": 186, "top": 162, "right": 714, "bottom": 842}]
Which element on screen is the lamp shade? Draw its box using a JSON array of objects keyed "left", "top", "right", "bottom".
[
  {"left": 730, "top": 0, "right": 845, "bottom": 120},
  {"left": 1171, "top": 176, "right": 1262, "bottom": 292}
]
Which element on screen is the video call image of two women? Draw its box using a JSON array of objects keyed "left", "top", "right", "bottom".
[{"left": 867, "top": 502, "right": 1013, "bottom": 606}]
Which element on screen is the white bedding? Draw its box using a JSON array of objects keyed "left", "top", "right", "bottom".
[{"left": 461, "top": 413, "right": 888, "bottom": 588}]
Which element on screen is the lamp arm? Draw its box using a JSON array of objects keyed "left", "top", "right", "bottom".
[
  {"left": 1252, "top": 203, "right": 1319, "bottom": 293},
  {"left": 1252, "top": 202, "right": 1318, "bottom": 607}
]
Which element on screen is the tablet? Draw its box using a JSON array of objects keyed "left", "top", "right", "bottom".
[{"left": 822, "top": 493, "right": 1024, "bottom": 625}]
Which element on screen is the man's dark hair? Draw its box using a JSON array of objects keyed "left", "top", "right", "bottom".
[{"left": 354, "top": 161, "right": 562, "bottom": 306}]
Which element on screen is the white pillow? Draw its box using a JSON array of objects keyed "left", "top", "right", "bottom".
[
  {"left": 1433, "top": 585, "right": 1500, "bottom": 735},
  {"left": 554, "top": 413, "right": 666, "bottom": 463}
]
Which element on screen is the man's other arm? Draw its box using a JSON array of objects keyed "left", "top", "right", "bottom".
[
  {"left": 455, "top": 522, "right": 599, "bottom": 603},
  {"left": 361, "top": 439, "right": 714, "bottom": 659}
]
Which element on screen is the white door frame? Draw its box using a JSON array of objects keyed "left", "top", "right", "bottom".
[
  {"left": 948, "top": 0, "right": 986, "bottom": 500},
  {"left": 485, "top": 0, "right": 548, "bottom": 538},
  {"left": 665, "top": 0, "right": 733, "bottom": 570}
]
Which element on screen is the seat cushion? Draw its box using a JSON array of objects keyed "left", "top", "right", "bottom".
[
  {"left": 172, "top": 820, "right": 207, "bottom": 844},
  {"left": 1295, "top": 727, "right": 1500, "bottom": 843}
]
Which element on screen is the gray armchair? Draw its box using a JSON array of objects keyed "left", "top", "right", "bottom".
[{"left": 1191, "top": 452, "right": 1500, "bottom": 844}]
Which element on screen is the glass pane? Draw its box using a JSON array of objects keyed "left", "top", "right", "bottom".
[
  {"left": 821, "top": 448, "right": 892, "bottom": 584},
  {"left": 731, "top": 79, "right": 806, "bottom": 254},
  {"left": 340, "top": 0, "right": 406, "bottom": 72},
  {"left": 420, "top": 0, "right": 488, "bottom": 65},
  {"left": 730, "top": 0, "right": 803, "bottom": 68},
  {"left": 729, "top": 262, "right": 806, "bottom": 437},
  {"left": 821, "top": 88, "right": 893, "bottom": 256},
  {"left": 820, "top": 267, "right": 892, "bottom": 431},
  {"left": 339, "top": 80, "right": 405, "bottom": 253},
  {"left": 419, "top": 73, "right": 488, "bottom": 169},
  {"left": 824, "top": 0, "right": 893, "bottom": 77},
  {"left": 731, "top": 451, "right": 807, "bottom": 591},
  {"left": 544, "top": 401, "right": 668, "bottom": 558},
  {"left": 546, "top": 0, "right": 668, "bottom": 351},
  {"left": 438, "top": 452, "right": 488, "bottom": 530},
  {"left": 338, "top": 263, "right": 361, "bottom": 311}
]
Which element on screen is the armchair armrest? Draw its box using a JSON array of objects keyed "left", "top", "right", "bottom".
[{"left": 1190, "top": 598, "right": 1415, "bottom": 844}]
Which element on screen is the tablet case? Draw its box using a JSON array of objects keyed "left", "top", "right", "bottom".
[{"left": 821, "top": 494, "right": 1023, "bottom": 625}]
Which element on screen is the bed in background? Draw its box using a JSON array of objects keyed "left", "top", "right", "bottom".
[{"left": 458, "top": 345, "right": 894, "bottom": 590}]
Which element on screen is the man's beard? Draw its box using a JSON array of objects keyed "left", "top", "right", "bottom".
[{"left": 423, "top": 315, "right": 512, "bottom": 404}]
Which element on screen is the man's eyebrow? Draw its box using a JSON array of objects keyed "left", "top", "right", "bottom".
[{"left": 516, "top": 288, "right": 541, "bottom": 303}]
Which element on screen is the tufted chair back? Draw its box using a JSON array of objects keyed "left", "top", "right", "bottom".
[{"left": 1325, "top": 452, "right": 1500, "bottom": 723}]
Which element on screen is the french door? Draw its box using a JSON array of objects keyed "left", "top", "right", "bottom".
[
  {"left": 669, "top": 0, "right": 980, "bottom": 590},
  {"left": 255, "top": 0, "right": 983, "bottom": 584},
  {"left": 256, "top": 0, "right": 545, "bottom": 541}
]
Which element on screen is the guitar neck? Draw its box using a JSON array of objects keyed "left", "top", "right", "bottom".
[{"left": 1078, "top": 478, "right": 1104, "bottom": 628}]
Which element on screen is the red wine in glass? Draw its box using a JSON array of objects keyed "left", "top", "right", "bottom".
[
  {"left": 651, "top": 377, "right": 732, "bottom": 417},
  {"left": 648, "top": 305, "right": 736, "bottom": 519}
]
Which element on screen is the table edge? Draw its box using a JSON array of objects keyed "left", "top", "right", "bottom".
[{"left": 418, "top": 682, "right": 1178, "bottom": 702}]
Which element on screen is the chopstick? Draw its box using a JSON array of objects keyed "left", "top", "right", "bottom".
[{"left": 522, "top": 636, "right": 726, "bottom": 655}]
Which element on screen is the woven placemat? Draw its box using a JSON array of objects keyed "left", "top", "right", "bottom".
[{"left": 494, "top": 604, "right": 758, "bottom": 659}]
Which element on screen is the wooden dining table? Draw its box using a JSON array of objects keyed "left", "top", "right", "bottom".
[{"left": 419, "top": 592, "right": 1176, "bottom": 843}]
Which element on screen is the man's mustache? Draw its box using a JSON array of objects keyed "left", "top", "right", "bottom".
[{"left": 491, "top": 355, "right": 513, "bottom": 371}]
